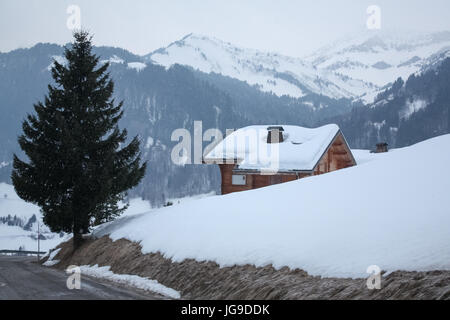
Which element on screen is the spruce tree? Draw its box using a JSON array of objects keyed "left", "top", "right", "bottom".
[{"left": 12, "top": 31, "right": 146, "bottom": 248}]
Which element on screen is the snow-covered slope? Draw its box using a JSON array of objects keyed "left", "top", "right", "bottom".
[
  {"left": 0, "top": 183, "right": 67, "bottom": 252},
  {"left": 0, "top": 182, "right": 147, "bottom": 252},
  {"left": 147, "top": 31, "right": 450, "bottom": 103},
  {"left": 95, "top": 134, "right": 450, "bottom": 278},
  {"left": 0, "top": 180, "right": 214, "bottom": 252},
  {"left": 0, "top": 183, "right": 40, "bottom": 222}
]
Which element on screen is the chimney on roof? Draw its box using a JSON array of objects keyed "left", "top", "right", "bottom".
[
  {"left": 375, "top": 142, "right": 388, "bottom": 153},
  {"left": 267, "top": 126, "right": 284, "bottom": 144}
]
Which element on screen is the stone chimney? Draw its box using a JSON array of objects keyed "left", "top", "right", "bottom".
[
  {"left": 267, "top": 126, "right": 284, "bottom": 144},
  {"left": 375, "top": 142, "right": 388, "bottom": 153}
]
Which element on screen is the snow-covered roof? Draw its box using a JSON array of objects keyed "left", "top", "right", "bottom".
[{"left": 204, "top": 124, "right": 341, "bottom": 172}]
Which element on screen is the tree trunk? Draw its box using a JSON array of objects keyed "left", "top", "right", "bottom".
[{"left": 73, "top": 230, "right": 83, "bottom": 250}]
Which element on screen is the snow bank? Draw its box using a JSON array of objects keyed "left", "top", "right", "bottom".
[
  {"left": 95, "top": 134, "right": 450, "bottom": 278},
  {"left": 351, "top": 149, "right": 391, "bottom": 165},
  {"left": 120, "top": 198, "right": 153, "bottom": 218},
  {"left": 42, "top": 248, "right": 61, "bottom": 266},
  {"left": 69, "top": 264, "right": 180, "bottom": 299}
]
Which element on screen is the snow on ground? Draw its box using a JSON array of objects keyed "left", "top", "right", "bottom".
[
  {"left": 119, "top": 198, "right": 153, "bottom": 218},
  {"left": 351, "top": 149, "right": 394, "bottom": 165},
  {"left": 0, "top": 183, "right": 152, "bottom": 251},
  {"left": 95, "top": 134, "right": 450, "bottom": 278},
  {"left": 0, "top": 224, "right": 66, "bottom": 253},
  {"left": 68, "top": 264, "right": 180, "bottom": 299},
  {"left": 1, "top": 179, "right": 214, "bottom": 251},
  {"left": 166, "top": 191, "right": 216, "bottom": 207},
  {"left": 351, "top": 150, "right": 376, "bottom": 165},
  {"left": 117, "top": 192, "right": 215, "bottom": 219},
  {"left": 42, "top": 248, "right": 61, "bottom": 266},
  {"left": 100, "top": 55, "right": 124, "bottom": 65},
  {"left": 0, "top": 183, "right": 68, "bottom": 252},
  {"left": 0, "top": 182, "right": 40, "bottom": 221},
  {"left": 127, "top": 62, "right": 147, "bottom": 72}
]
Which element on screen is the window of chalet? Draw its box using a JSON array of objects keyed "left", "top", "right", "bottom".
[{"left": 232, "top": 175, "right": 246, "bottom": 185}]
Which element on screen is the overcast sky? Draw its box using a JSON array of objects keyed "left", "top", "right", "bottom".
[{"left": 1, "top": 0, "right": 450, "bottom": 57}]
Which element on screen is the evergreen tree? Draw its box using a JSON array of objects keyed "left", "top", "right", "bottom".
[{"left": 12, "top": 31, "right": 146, "bottom": 248}]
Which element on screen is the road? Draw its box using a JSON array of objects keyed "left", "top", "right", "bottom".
[{"left": 0, "top": 255, "right": 165, "bottom": 300}]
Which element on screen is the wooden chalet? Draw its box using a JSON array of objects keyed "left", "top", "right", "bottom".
[{"left": 203, "top": 124, "right": 356, "bottom": 195}]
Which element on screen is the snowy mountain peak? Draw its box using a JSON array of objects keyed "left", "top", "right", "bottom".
[
  {"left": 145, "top": 31, "right": 450, "bottom": 102},
  {"left": 146, "top": 33, "right": 365, "bottom": 100},
  {"left": 146, "top": 30, "right": 450, "bottom": 103},
  {"left": 306, "top": 30, "right": 450, "bottom": 102}
]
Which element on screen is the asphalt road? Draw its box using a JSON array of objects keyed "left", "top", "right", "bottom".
[{"left": 0, "top": 255, "right": 165, "bottom": 300}]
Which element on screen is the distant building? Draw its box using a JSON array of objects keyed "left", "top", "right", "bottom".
[
  {"left": 374, "top": 142, "right": 389, "bottom": 153},
  {"left": 203, "top": 124, "right": 356, "bottom": 195}
]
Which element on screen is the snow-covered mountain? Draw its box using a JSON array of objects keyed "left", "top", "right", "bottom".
[
  {"left": 146, "top": 31, "right": 450, "bottom": 103},
  {"left": 328, "top": 55, "right": 450, "bottom": 150},
  {"left": 306, "top": 30, "right": 450, "bottom": 102},
  {"left": 146, "top": 33, "right": 358, "bottom": 100}
]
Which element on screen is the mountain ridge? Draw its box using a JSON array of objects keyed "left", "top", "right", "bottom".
[
  {"left": 324, "top": 56, "right": 450, "bottom": 149},
  {"left": 146, "top": 30, "right": 450, "bottom": 103}
]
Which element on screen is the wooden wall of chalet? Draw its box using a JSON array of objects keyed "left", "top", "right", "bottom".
[
  {"left": 219, "top": 164, "right": 301, "bottom": 195},
  {"left": 219, "top": 132, "right": 356, "bottom": 195},
  {"left": 313, "top": 133, "right": 355, "bottom": 175}
]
